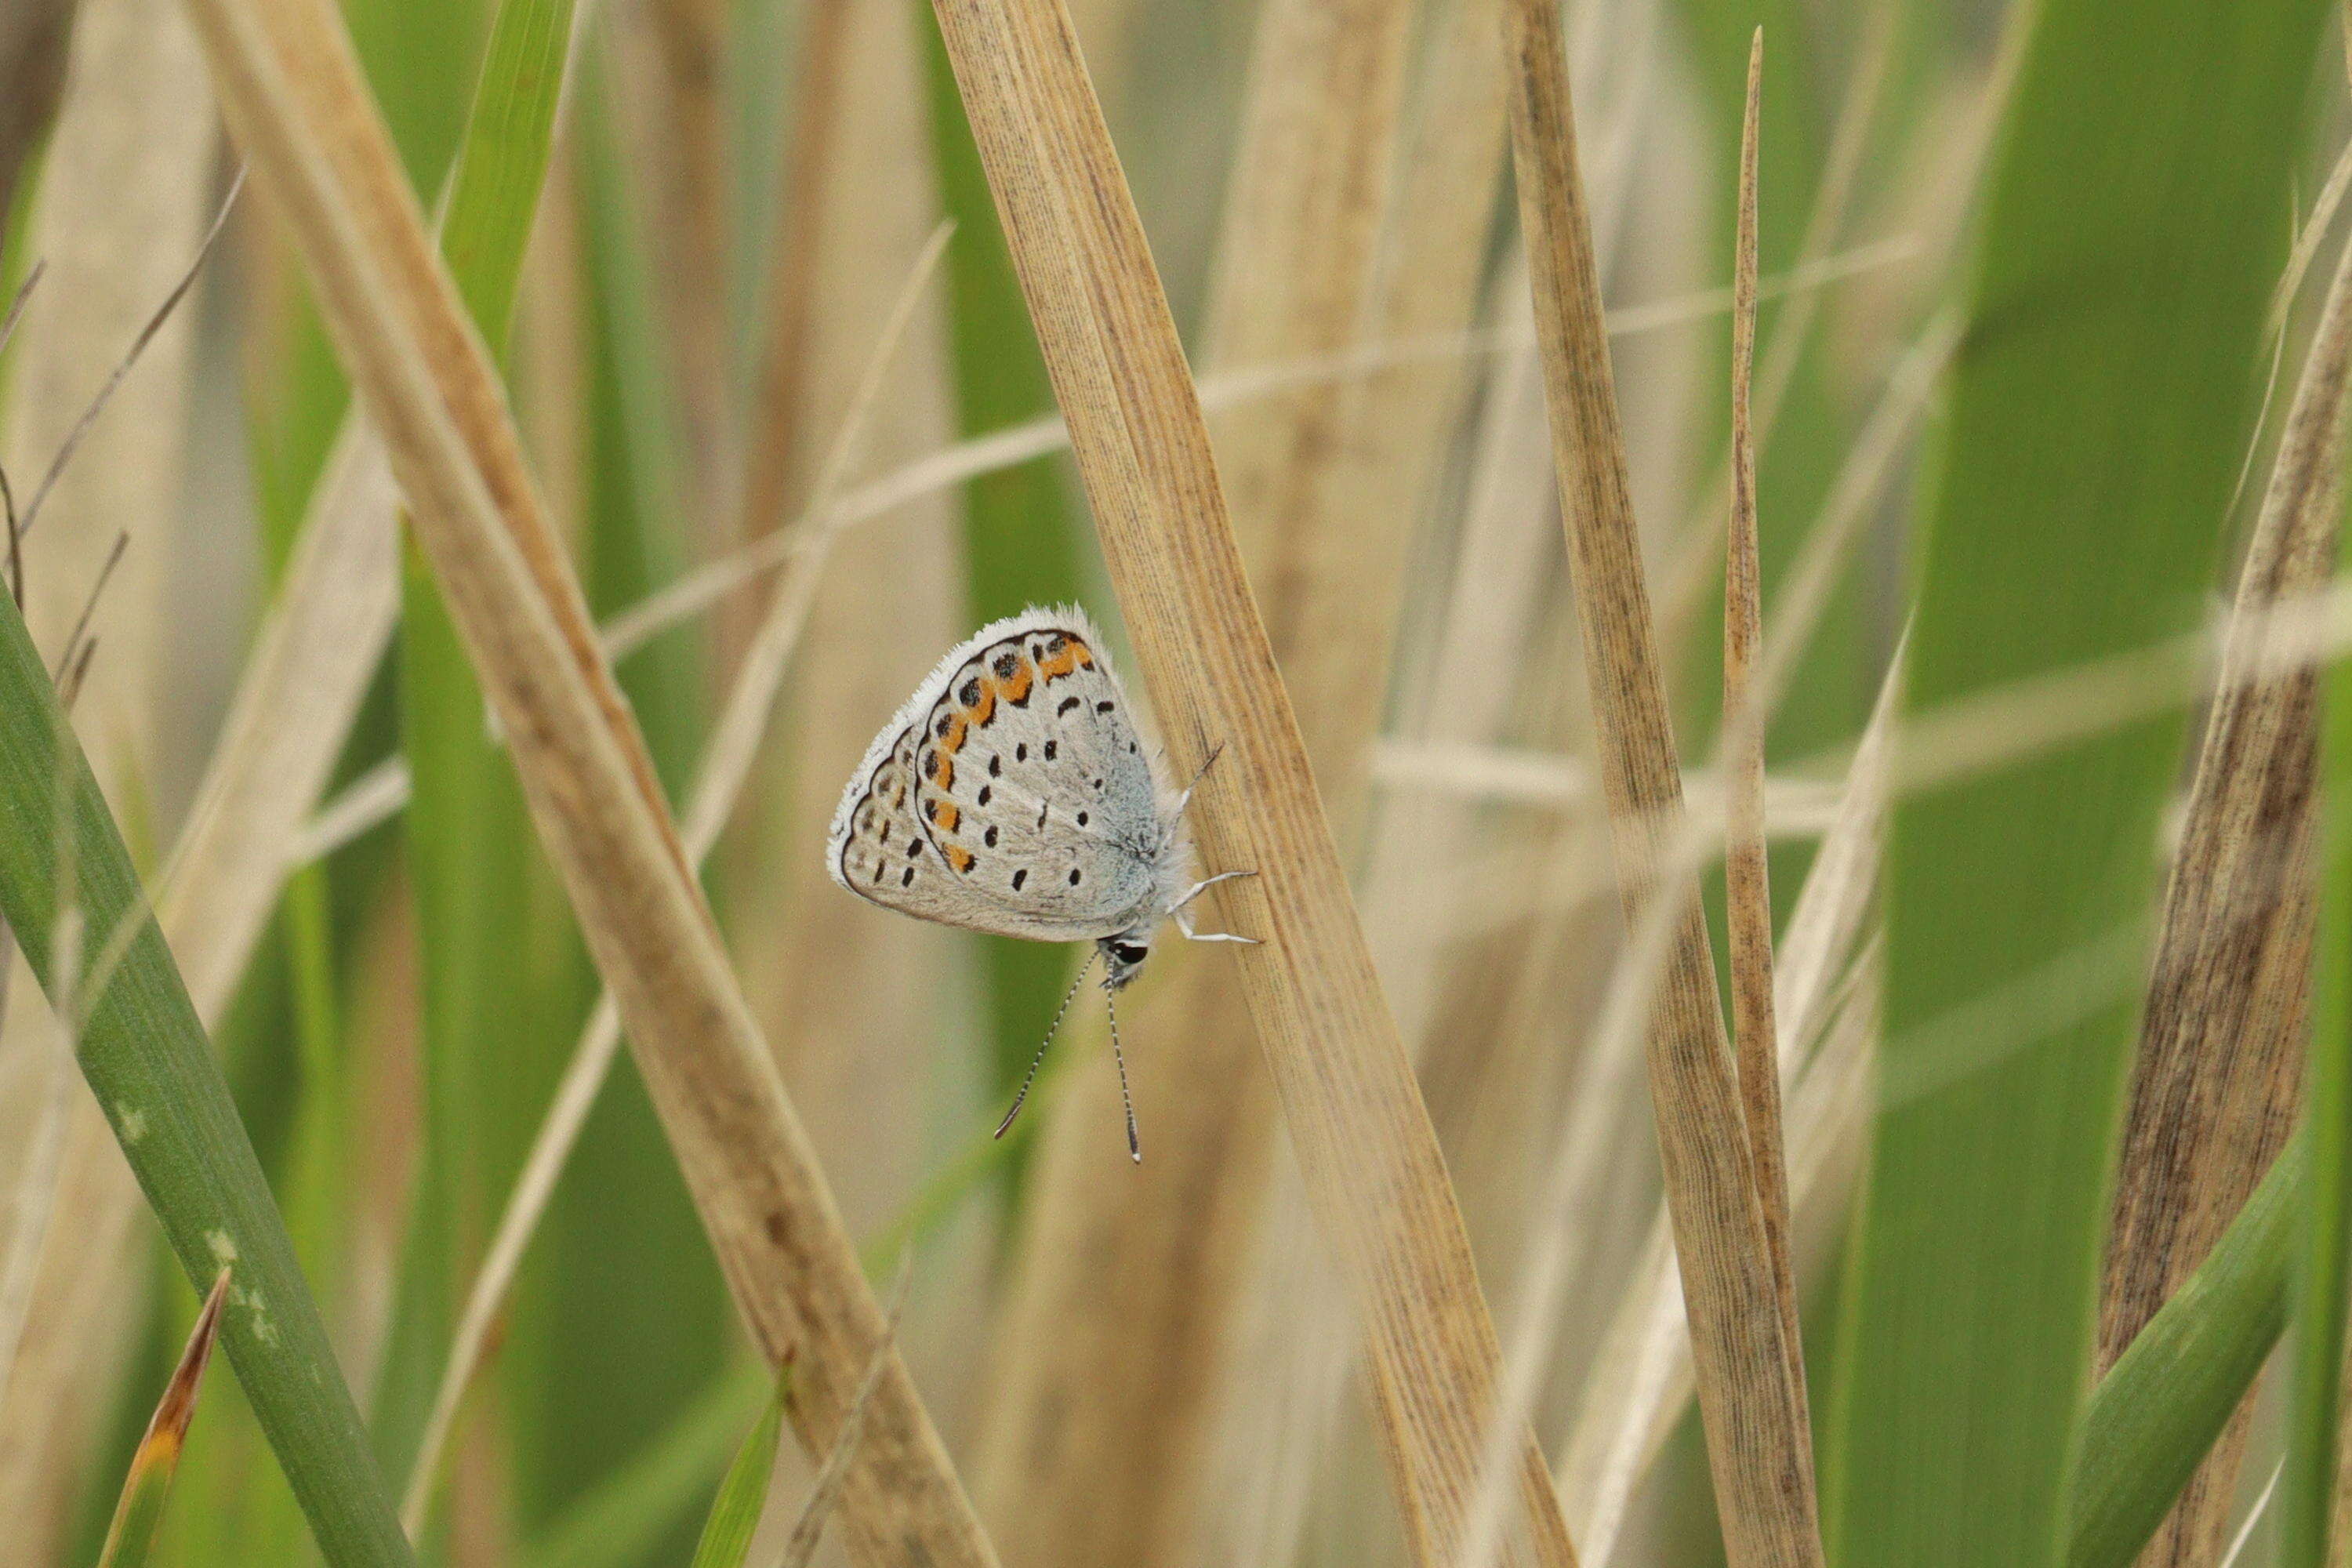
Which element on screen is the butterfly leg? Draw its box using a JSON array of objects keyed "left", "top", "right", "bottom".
[
  {"left": 1171, "top": 742, "right": 1228, "bottom": 818},
  {"left": 1171, "top": 870, "right": 1259, "bottom": 945}
]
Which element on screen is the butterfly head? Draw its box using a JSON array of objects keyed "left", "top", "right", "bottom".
[{"left": 1097, "top": 931, "right": 1154, "bottom": 991}]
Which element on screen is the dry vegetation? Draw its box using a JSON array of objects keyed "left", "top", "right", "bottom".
[{"left": 0, "top": 0, "right": 2345, "bottom": 1566}]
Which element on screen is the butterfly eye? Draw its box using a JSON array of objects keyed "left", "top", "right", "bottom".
[{"left": 1112, "top": 942, "right": 1149, "bottom": 966}]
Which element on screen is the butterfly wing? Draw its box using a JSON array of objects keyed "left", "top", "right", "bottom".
[{"left": 829, "top": 608, "right": 1167, "bottom": 942}]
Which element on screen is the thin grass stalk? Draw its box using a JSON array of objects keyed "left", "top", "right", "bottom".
[
  {"left": 399, "top": 227, "right": 950, "bottom": 1528},
  {"left": 1719, "top": 27, "right": 1805, "bottom": 1440},
  {"left": 1656, "top": 0, "right": 1897, "bottom": 651},
  {"left": 569, "top": 250, "right": 1913, "bottom": 663},
  {"left": 2097, "top": 207, "right": 2352, "bottom": 1567},
  {"left": 924, "top": 0, "right": 1576, "bottom": 1560},
  {"left": 176, "top": 0, "right": 998, "bottom": 1562},
  {"left": 93, "top": 1269, "right": 232, "bottom": 1568},
  {"left": 971, "top": 0, "right": 1416, "bottom": 1552},
  {"left": 1498, "top": 0, "right": 1821, "bottom": 1559}
]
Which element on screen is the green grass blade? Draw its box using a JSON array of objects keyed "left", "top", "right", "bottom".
[
  {"left": 1820, "top": 2, "right": 2332, "bottom": 1563},
  {"left": 686, "top": 1370, "right": 789, "bottom": 1568},
  {"left": 96, "top": 1271, "right": 234, "bottom": 1568},
  {"left": 0, "top": 573, "right": 412, "bottom": 1567},
  {"left": 2284, "top": 623, "right": 2352, "bottom": 1564},
  {"left": 2066, "top": 1131, "right": 2306, "bottom": 1568}
]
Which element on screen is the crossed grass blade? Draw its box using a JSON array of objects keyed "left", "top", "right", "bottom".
[
  {"left": 924, "top": 0, "right": 1575, "bottom": 1560},
  {"left": 174, "top": 0, "right": 997, "bottom": 1561}
]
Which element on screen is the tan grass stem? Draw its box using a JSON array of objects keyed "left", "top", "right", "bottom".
[
  {"left": 924, "top": 0, "right": 1577, "bottom": 1559},
  {"left": 2093, "top": 187, "right": 2352, "bottom": 1566},
  {"left": 973, "top": 0, "right": 1421, "bottom": 1554},
  {"left": 1720, "top": 29, "right": 1806, "bottom": 1441},
  {"left": 176, "top": 0, "right": 996, "bottom": 1561},
  {"left": 398, "top": 227, "right": 951, "bottom": 1531},
  {"left": 1500, "top": 0, "right": 1822, "bottom": 1559}
]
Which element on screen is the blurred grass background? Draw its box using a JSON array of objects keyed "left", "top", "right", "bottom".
[{"left": 0, "top": 0, "right": 2346, "bottom": 1563}]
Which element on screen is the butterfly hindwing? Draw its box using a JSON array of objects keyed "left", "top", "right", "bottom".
[{"left": 829, "top": 608, "right": 1167, "bottom": 941}]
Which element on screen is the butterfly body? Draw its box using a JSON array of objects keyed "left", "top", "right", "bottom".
[{"left": 827, "top": 605, "right": 1209, "bottom": 989}]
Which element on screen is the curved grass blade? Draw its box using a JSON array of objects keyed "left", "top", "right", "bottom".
[
  {"left": 2067, "top": 1130, "right": 2307, "bottom": 1568},
  {"left": 94, "top": 1270, "right": 232, "bottom": 1568}
]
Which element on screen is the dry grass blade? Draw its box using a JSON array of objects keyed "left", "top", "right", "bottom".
[
  {"left": 176, "top": 2, "right": 996, "bottom": 1563},
  {"left": 93, "top": 1269, "right": 232, "bottom": 1567},
  {"left": 2094, "top": 191, "right": 2352, "bottom": 1565},
  {"left": 974, "top": 0, "right": 1421, "bottom": 1551},
  {"left": 1498, "top": 0, "right": 1820, "bottom": 1561},
  {"left": 1561, "top": 652, "right": 1900, "bottom": 1563},
  {"left": 924, "top": 0, "right": 1575, "bottom": 1562},
  {"left": 1720, "top": 27, "right": 1805, "bottom": 1440},
  {"left": 398, "top": 227, "right": 951, "bottom": 1530}
]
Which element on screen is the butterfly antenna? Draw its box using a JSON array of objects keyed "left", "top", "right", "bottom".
[
  {"left": 994, "top": 951, "right": 1096, "bottom": 1141},
  {"left": 1106, "top": 982, "right": 1140, "bottom": 1163}
]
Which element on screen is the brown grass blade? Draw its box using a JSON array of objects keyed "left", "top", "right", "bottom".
[
  {"left": 972, "top": 0, "right": 1419, "bottom": 1555},
  {"left": 176, "top": 1, "right": 996, "bottom": 1563},
  {"left": 1720, "top": 27, "right": 1806, "bottom": 1440},
  {"left": 1498, "top": 0, "right": 1822, "bottom": 1561},
  {"left": 2094, "top": 190, "right": 2352, "bottom": 1566},
  {"left": 1562, "top": 652, "right": 1898, "bottom": 1563},
  {"left": 924, "top": 0, "right": 1575, "bottom": 1562}
]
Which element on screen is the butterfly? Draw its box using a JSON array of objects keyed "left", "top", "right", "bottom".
[{"left": 826, "top": 605, "right": 1254, "bottom": 1160}]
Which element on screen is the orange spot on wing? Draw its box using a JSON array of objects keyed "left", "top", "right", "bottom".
[
  {"left": 928, "top": 752, "right": 953, "bottom": 789},
  {"left": 1000, "top": 662, "right": 1034, "bottom": 704},
  {"left": 1039, "top": 641, "right": 1087, "bottom": 681},
  {"left": 928, "top": 800, "right": 960, "bottom": 833},
  {"left": 967, "top": 677, "right": 997, "bottom": 727},
  {"left": 941, "top": 715, "right": 967, "bottom": 753},
  {"left": 946, "top": 844, "right": 975, "bottom": 873}
]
